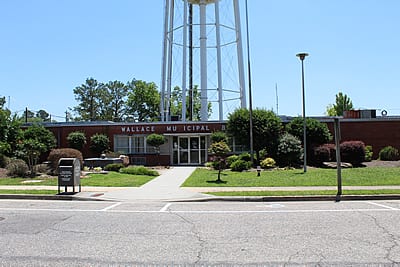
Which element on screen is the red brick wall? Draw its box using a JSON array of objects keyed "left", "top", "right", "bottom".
[{"left": 326, "top": 119, "right": 400, "bottom": 159}]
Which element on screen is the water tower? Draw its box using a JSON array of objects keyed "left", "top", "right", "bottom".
[{"left": 160, "top": 0, "right": 246, "bottom": 121}]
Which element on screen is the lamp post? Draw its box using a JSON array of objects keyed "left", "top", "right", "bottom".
[{"left": 296, "top": 52, "right": 309, "bottom": 173}]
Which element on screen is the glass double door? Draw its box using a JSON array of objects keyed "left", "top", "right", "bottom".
[{"left": 173, "top": 136, "right": 206, "bottom": 165}]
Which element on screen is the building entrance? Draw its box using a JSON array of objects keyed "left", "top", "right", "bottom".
[{"left": 172, "top": 136, "right": 207, "bottom": 165}]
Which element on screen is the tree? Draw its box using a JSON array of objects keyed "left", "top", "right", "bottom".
[
  {"left": 208, "top": 141, "right": 231, "bottom": 182},
  {"left": 326, "top": 92, "right": 354, "bottom": 116},
  {"left": 0, "top": 99, "right": 22, "bottom": 156},
  {"left": 67, "top": 131, "right": 87, "bottom": 150},
  {"left": 73, "top": 78, "right": 106, "bottom": 121},
  {"left": 227, "top": 108, "right": 282, "bottom": 162},
  {"left": 286, "top": 117, "right": 332, "bottom": 165},
  {"left": 146, "top": 134, "right": 166, "bottom": 152},
  {"left": 146, "top": 133, "right": 166, "bottom": 165},
  {"left": 36, "top": 110, "right": 50, "bottom": 121},
  {"left": 276, "top": 133, "right": 302, "bottom": 167},
  {"left": 90, "top": 133, "right": 110, "bottom": 155},
  {"left": 169, "top": 86, "right": 212, "bottom": 121},
  {"left": 103, "top": 80, "right": 129, "bottom": 122},
  {"left": 126, "top": 79, "right": 160, "bottom": 121},
  {"left": 16, "top": 124, "right": 56, "bottom": 175}
]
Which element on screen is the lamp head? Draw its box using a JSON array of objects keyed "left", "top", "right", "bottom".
[{"left": 296, "top": 53, "right": 309, "bottom": 61}]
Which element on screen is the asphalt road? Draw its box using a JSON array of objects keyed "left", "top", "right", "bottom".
[{"left": 0, "top": 200, "right": 400, "bottom": 266}]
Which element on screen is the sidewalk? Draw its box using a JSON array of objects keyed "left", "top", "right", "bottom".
[{"left": 2, "top": 167, "right": 400, "bottom": 202}]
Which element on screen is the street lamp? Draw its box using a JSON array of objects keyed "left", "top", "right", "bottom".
[{"left": 296, "top": 52, "right": 309, "bottom": 173}]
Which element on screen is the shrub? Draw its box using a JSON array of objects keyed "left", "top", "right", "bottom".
[
  {"left": 230, "top": 159, "right": 251, "bottom": 172},
  {"left": 0, "top": 154, "right": 11, "bottom": 168},
  {"left": 6, "top": 159, "right": 29, "bottom": 177},
  {"left": 365, "top": 145, "right": 373, "bottom": 162},
  {"left": 211, "top": 131, "right": 228, "bottom": 143},
  {"left": 312, "top": 144, "right": 336, "bottom": 166},
  {"left": 378, "top": 146, "right": 399, "bottom": 161},
  {"left": 259, "top": 149, "right": 268, "bottom": 161},
  {"left": 47, "top": 148, "right": 83, "bottom": 173},
  {"left": 90, "top": 133, "right": 110, "bottom": 155},
  {"left": 276, "top": 133, "right": 302, "bottom": 167},
  {"left": 260, "top": 157, "right": 276, "bottom": 169},
  {"left": 146, "top": 134, "right": 166, "bottom": 151},
  {"left": 239, "top": 152, "right": 252, "bottom": 162},
  {"left": 67, "top": 131, "right": 87, "bottom": 150},
  {"left": 340, "top": 141, "right": 366, "bottom": 166},
  {"left": 226, "top": 155, "right": 239, "bottom": 168},
  {"left": 119, "top": 166, "right": 159, "bottom": 176},
  {"left": 104, "top": 163, "right": 124, "bottom": 172}
]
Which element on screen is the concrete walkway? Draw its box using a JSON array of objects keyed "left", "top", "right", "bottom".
[{"left": 94, "top": 167, "right": 213, "bottom": 202}]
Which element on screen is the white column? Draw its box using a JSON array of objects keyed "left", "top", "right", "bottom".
[
  {"left": 215, "top": 0, "right": 223, "bottom": 121},
  {"left": 181, "top": 0, "right": 188, "bottom": 121},
  {"left": 199, "top": 1, "right": 208, "bottom": 121},
  {"left": 166, "top": 0, "right": 175, "bottom": 121},
  {"left": 160, "top": 0, "right": 170, "bottom": 121},
  {"left": 233, "top": 0, "right": 246, "bottom": 108}
]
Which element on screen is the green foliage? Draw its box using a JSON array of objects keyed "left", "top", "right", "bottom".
[
  {"left": 259, "top": 148, "right": 268, "bottom": 161},
  {"left": 239, "top": 152, "right": 252, "bottom": 162},
  {"left": 67, "top": 131, "right": 87, "bottom": 150},
  {"left": 73, "top": 78, "right": 106, "bottom": 121},
  {"left": 6, "top": 158, "right": 29, "bottom": 177},
  {"left": 0, "top": 108, "right": 22, "bottom": 157},
  {"left": 327, "top": 92, "right": 354, "bottom": 116},
  {"left": 227, "top": 108, "right": 282, "bottom": 160},
  {"left": 90, "top": 133, "right": 110, "bottom": 154},
  {"left": 0, "top": 154, "right": 11, "bottom": 168},
  {"left": 102, "top": 80, "right": 129, "bottom": 122},
  {"left": 378, "top": 146, "right": 399, "bottom": 161},
  {"left": 365, "top": 145, "right": 373, "bottom": 162},
  {"left": 260, "top": 157, "right": 276, "bottom": 169},
  {"left": 104, "top": 163, "right": 124, "bottom": 172},
  {"left": 226, "top": 155, "right": 239, "bottom": 168},
  {"left": 286, "top": 117, "right": 332, "bottom": 146},
  {"left": 47, "top": 148, "right": 83, "bottom": 173},
  {"left": 126, "top": 79, "right": 160, "bottom": 122},
  {"left": 169, "top": 86, "right": 212, "bottom": 121},
  {"left": 276, "top": 133, "right": 302, "bottom": 167},
  {"left": 146, "top": 134, "right": 166, "bottom": 149},
  {"left": 340, "top": 141, "right": 366, "bottom": 166},
  {"left": 119, "top": 166, "right": 159, "bottom": 176},
  {"left": 210, "top": 131, "right": 228, "bottom": 143},
  {"left": 208, "top": 141, "right": 231, "bottom": 157},
  {"left": 230, "top": 159, "right": 251, "bottom": 172}
]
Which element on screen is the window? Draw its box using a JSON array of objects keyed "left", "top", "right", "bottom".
[{"left": 114, "top": 135, "right": 150, "bottom": 154}]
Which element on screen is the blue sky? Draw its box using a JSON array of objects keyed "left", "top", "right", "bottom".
[{"left": 1, "top": 0, "right": 400, "bottom": 121}]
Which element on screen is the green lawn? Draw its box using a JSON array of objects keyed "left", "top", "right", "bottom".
[
  {"left": 0, "top": 172, "right": 156, "bottom": 187},
  {"left": 0, "top": 189, "right": 58, "bottom": 195},
  {"left": 182, "top": 167, "right": 400, "bottom": 187}
]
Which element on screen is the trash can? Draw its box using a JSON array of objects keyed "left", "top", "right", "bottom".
[{"left": 58, "top": 158, "right": 81, "bottom": 194}]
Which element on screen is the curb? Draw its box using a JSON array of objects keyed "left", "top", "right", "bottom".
[
  {"left": 0, "top": 194, "right": 108, "bottom": 201},
  {"left": 173, "top": 194, "right": 400, "bottom": 202}
]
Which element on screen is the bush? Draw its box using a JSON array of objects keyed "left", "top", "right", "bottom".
[
  {"left": 226, "top": 155, "right": 239, "bottom": 168},
  {"left": 378, "top": 146, "right": 399, "bottom": 161},
  {"left": 6, "top": 159, "right": 29, "bottom": 177},
  {"left": 230, "top": 159, "right": 251, "bottom": 172},
  {"left": 104, "top": 163, "right": 124, "bottom": 172},
  {"left": 119, "top": 166, "right": 159, "bottom": 176},
  {"left": 340, "top": 141, "right": 366, "bottom": 166},
  {"left": 259, "top": 149, "right": 268, "bottom": 161},
  {"left": 211, "top": 131, "right": 228, "bottom": 143},
  {"left": 239, "top": 152, "right": 252, "bottom": 162},
  {"left": 0, "top": 154, "right": 11, "bottom": 168},
  {"left": 90, "top": 133, "right": 110, "bottom": 155},
  {"left": 47, "top": 148, "right": 83, "bottom": 173},
  {"left": 312, "top": 144, "right": 336, "bottom": 166},
  {"left": 276, "top": 133, "right": 302, "bottom": 167},
  {"left": 365, "top": 145, "right": 373, "bottom": 162},
  {"left": 260, "top": 157, "right": 276, "bottom": 169},
  {"left": 67, "top": 131, "right": 87, "bottom": 150}
]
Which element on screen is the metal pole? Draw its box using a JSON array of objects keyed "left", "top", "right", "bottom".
[
  {"left": 334, "top": 117, "right": 342, "bottom": 202},
  {"left": 296, "top": 53, "right": 308, "bottom": 173},
  {"left": 245, "top": 0, "right": 254, "bottom": 166}
]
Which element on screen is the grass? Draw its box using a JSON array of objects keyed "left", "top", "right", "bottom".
[
  {"left": 182, "top": 167, "right": 400, "bottom": 187},
  {"left": 207, "top": 189, "right": 400, "bottom": 197},
  {"left": 0, "top": 189, "right": 58, "bottom": 195},
  {"left": 0, "top": 171, "right": 157, "bottom": 187}
]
